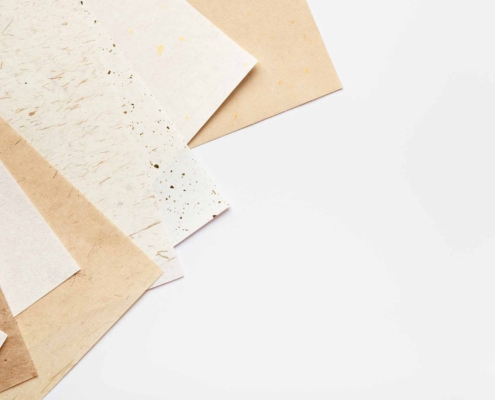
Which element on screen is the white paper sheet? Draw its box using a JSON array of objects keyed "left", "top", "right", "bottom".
[
  {"left": 0, "top": 330, "right": 7, "bottom": 349},
  {"left": 85, "top": 0, "right": 257, "bottom": 143},
  {"left": 0, "top": 162, "right": 80, "bottom": 316},
  {"left": 0, "top": 0, "right": 230, "bottom": 288}
]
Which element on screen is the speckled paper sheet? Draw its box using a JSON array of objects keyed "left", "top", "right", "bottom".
[
  {"left": 0, "top": 0, "right": 229, "bottom": 288},
  {"left": 187, "top": 0, "right": 342, "bottom": 147},
  {"left": 0, "top": 287, "right": 37, "bottom": 394},
  {"left": 0, "top": 118, "right": 162, "bottom": 400},
  {"left": 0, "top": 330, "right": 7, "bottom": 349},
  {"left": 0, "top": 161, "right": 80, "bottom": 317},
  {"left": 86, "top": 0, "right": 257, "bottom": 143}
]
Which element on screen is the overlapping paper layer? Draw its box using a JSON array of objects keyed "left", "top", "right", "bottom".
[
  {"left": 0, "top": 118, "right": 162, "bottom": 399},
  {"left": 0, "top": 0, "right": 231, "bottom": 289},
  {"left": 188, "top": 0, "right": 342, "bottom": 146},
  {"left": 0, "top": 288, "right": 37, "bottom": 394}
]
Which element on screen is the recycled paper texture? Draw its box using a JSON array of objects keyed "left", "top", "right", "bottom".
[
  {"left": 0, "top": 0, "right": 229, "bottom": 288},
  {"left": 0, "top": 330, "right": 6, "bottom": 349},
  {"left": 0, "top": 161, "right": 80, "bottom": 317},
  {"left": 0, "top": 119, "right": 163, "bottom": 400},
  {"left": 188, "top": 0, "right": 342, "bottom": 147},
  {"left": 86, "top": 0, "right": 257, "bottom": 143},
  {"left": 0, "top": 288, "right": 37, "bottom": 394}
]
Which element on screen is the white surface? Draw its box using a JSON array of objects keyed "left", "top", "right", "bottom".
[{"left": 47, "top": 0, "right": 495, "bottom": 398}]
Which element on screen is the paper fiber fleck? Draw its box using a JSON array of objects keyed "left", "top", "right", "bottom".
[
  {"left": 85, "top": 0, "right": 257, "bottom": 142},
  {"left": 0, "top": 0, "right": 229, "bottom": 287},
  {"left": 0, "top": 161, "right": 80, "bottom": 317}
]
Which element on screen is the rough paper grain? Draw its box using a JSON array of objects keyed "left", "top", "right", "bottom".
[
  {"left": 0, "top": 330, "right": 6, "bottom": 349},
  {"left": 0, "top": 0, "right": 229, "bottom": 288},
  {"left": 0, "top": 288, "right": 37, "bottom": 394},
  {"left": 86, "top": 0, "right": 257, "bottom": 143},
  {"left": 0, "top": 161, "right": 80, "bottom": 317},
  {"left": 0, "top": 119, "right": 163, "bottom": 399},
  {"left": 188, "top": 0, "right": 342, "bottom": 147}
]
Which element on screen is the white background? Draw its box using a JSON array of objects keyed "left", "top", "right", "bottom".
[{"left": 49, "top": 0, "right": 495, "bottom": 398}]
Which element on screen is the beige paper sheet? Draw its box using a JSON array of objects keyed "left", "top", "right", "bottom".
[
  {"left": 0, "top": 161, "right": 80, "bottom": 317},
  {"left": 86, "top": 0, "right": 257, "bottom": 143},
  {"left": 0, "top": 118, "right": 162, "bottom": 400},
  {"left": 188, "top": 0, "right": 342, "bottom": 147},
  {"left": 0, "top": 288, "right": 37, "bottom": 394}
]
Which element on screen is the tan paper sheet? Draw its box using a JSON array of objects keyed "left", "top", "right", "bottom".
[
  {"left": 0, "top": 118, "right": 162, "bottom": 400},
  {"left": 188, "top": 0, "right": 342, "bottom": 147},
  {"left": 0, "top": 288, "right": 37, "bottom": 393}
]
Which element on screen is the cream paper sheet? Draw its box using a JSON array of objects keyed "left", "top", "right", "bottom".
[
  {"left": 0, "top": 330, "right": 7, "bottom": 349},
  {"left": 0, "top": 161, "right": 80, "bottom": 317},
  {"left": 86, "top": 0, "right": 257, "bottom": 143},
  {"left": 0, "top": 0, "right": 229, "bottom": 288}
]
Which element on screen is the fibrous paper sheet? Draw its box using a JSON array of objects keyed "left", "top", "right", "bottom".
[
  {"left": 0, "top": 330, "right": 6, "bottom": 349},
  {"left": 0, "top": 118, "right": 162, "bottom": 400},
  {"left": 188, "top": 0, "right": 342, "bottom": 147},
  {"left": 0, "top": 161, "right": 80, "bottom": 317},
  {"left": 0, "top": 0, "right": 229, "bottom": 288},
  {"left": 0, "top": 287, "right": 37, "bottom": 394},
  {"left": 86, "top": 0, "right": 257, "bottom": 143}
]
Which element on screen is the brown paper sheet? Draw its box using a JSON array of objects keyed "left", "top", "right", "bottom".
[
  {"left": 0, "top": 118, "right": 162, "bottom": 400},
  {"left": 188, "top": 0, "right": 342, "bottom": 147},
  {"left": 0, "top": 288, "right": 37, "bottom": 393}
]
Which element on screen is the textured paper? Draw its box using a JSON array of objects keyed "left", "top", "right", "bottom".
[
  {"left": 0, "top": 288, "right": 37, "bottom": 393},
  {"left": 188, "top": 0, "right": 342, "bottom": 147},
  {"left": 0, "top": 330, "right": 6, "bottom": 349},
  {"left": 0, "top": 162, "right": 80, "bottom": 317},
  {"left": 0, "top": 0, "right": 229, "bottom": 288},
  {"left": 86, "top": 0, "right": 257, "bottom": 143},
  {"left": 0, "top": 119, "right": 163, "bottom": 399}
]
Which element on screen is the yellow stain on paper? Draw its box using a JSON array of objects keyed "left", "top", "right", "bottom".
[
  {"left": 278, "top": 80, "right": 284, "bottom": 86},
  {"left": 291, "top": 20, "right": 296, "bottom": 24},
  {"left": 233, "top": 113, "right": 238, "bottom": 120},
  {"left": 185, "top": 115, "right": 190, "bottom": 120},
  {"left": 303, "top": 67, "right": 309, "bottom": 74},
  {"left": 179, "top": 37, "right": 186, "bottom": 41},
  {"left": 157, "top": 44, "right": 164, "bottom": 55},
  {"left": 129, "top": 29, "right": 133, "bottom": 34}
]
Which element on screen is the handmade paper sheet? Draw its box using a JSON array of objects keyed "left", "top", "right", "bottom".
[
  {"left": 86, "top": 0, "right": 257, "bottom": 143},
  {"left": 187, "top": 0, "right": 342, "bottom": 147},
  {"left": 0, "top": 162, "right": 80, "bottom": 317},
  {"left": 0, "top": 119, "right": 162, "bottom": 400},
  {"left": 0, "top": 330, "right": 6, "bottom": 349},
  {"left": 0, "top": 288, "right": 37, "bottom": 394},
  {"left": 0, "top": 0, "right": 229, "bottom": 288}
]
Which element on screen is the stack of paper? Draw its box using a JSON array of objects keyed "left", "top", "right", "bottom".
[{"left": 0, "top": 0, "right": 340, "bottom": 397}]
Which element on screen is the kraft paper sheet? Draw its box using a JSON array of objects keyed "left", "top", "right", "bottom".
[
  {"left": 0, "top": 288, "right": 37, "bottom": 394},
  {"left": 0, "top": 0, "right": 229, "bottom": 288},
  {"left": 0, "top": 118, "right": 162, "bottom": 399},
  {"left": 0, "top": 161, "right": 80, "bottom": 317},
  {"left": 188, "top": 0, "right": 342, "bottom": 147},
  {"left": 86, "top": 0, "right": 257, "bottom": 143}
]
